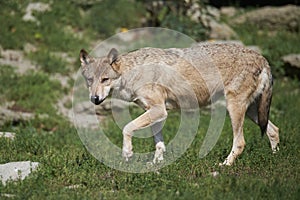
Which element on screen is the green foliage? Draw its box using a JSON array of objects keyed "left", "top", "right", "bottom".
[
  {"left": 233, "top": 23, "right": 300, "bottom": 77},
  {"left": 87, "top": 0, "right": 145, "bottom": 38},
  {"left": 29, "top": 50, "right": 69, "bottom": 74},
  {"left": 161, "top": 13, "right": 208, "bottom": 41},
  {"left": 0, "top": 0, "right": 88, "bottom": 53},
  {"left": 0, "top": 1, "right": 35, "bottom": 49}
]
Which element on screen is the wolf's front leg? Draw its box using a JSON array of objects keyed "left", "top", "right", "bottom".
[
  {"left": 151, "top": 121, "right": 166, "bottom": 163},
  {"left": 122, "top": 104, "right": 168, "bottom": 161}
]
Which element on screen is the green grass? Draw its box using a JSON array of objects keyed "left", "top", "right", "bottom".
[
  {"left": 0, "top": 65, "right": 69, "bottom": 130},
  {"left": 0, "top": 66, "right": 61, "bottom": 113},
  {"left": 28, "top": 50, "right": 69, "bottom": 75},
  {"left": 232, "top": 23, "right": 300, "bottom": 77},
  {"left": 0, "top": 77, "right": 299, "bottom": 199},
  {"left": 87, "top": 0, "right": 145, "bottom": 38},
  {"left": 0, "top": 1, "right": 87, "bottom": 51},
  {"left": 0, "top": 0, "right": 89, "bottom": 76}
]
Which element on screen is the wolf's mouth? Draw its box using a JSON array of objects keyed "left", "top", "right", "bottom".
[{"left": 90, "top": 95, "right": 105, "bottom": 105}]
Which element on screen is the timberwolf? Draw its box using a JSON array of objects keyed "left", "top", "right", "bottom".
[{"left": 80, "top": 43, "right": 279, "bottom": 166}]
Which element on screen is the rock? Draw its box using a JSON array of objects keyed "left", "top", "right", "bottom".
[
  {"left": 65, "top": 184, "right": 82, "bottom": 189},
  {"left": 233, "top": 5, "right": 300, "bottom": 32},
  {"left": 50, "top": 73, "right": 71, "bottom": 88},
  {"left": 282, "top": 54, "right": 300, "bottom": 78},
  {"left": 0, "top": 105, "right": 34, "bottom": 126},
  {"left": 73, "top": 101, "right": 95, "bottom": 114},
  {"left": 22, "top": 2, "right": 51, "bottom": 23},
  {"left": 98, "top": 98, "right": 131, "bottom": 112},
  {"left": 246, "top": 45, "right": 262, "bottom": 54},
  {"left": 186, "top": 4, "right": 238, "bottom": 40},
  {"left": 50, "top": 52, "right": 76, "bottom": 64},
  {"left": 72, "top": 100, "right": 101, "bottom": 129},
  {"left": 0, "top": 132, "right": 15, "bottom": 140},
  {"left": 0, "top": 47, "right": 36, "bottom": 74},
  {"left": 206, "top": 5, "right": 220, "bottom": 21},
  {"left": 187, "top": 3, "right": 201, "bottom": 23},
  {"left": 72, "top": 97, "right": 137, "bottom": 130},
  {"left": 1, "top": 193, "right": 16, "bottom": 198},
  {"left": 205, "top": 40, "right": 244, "bottom": 46},
  {"left": 211, "top": 171, "right": 219, "bottom": 177},
  {"left": 220, "top": 6, "right": 238, "bottom": 18},
  {"left": 23, "top": 43, "right": 38, "bottom": 54},
  {"left": 208, "top": 20, "right": 238, "bottom": 40},
  {"left": 0, "top": 161, "right": 39, "bottom": 186}
]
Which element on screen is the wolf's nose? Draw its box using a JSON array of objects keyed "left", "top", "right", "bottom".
[{"left": 91, "top": 95, "right": 103, "bottom": 105}]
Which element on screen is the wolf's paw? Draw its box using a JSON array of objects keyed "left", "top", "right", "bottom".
[
  {"left": 272, "top": 145, "right": 280, "bottom": 154},
  {"left": 122, "top": 148, "right": 133, "bottom": 161},
  {"left": 153, "top": 142, "right": 166, "bottom": 164},
  {"left": 219, "top": 158, "right": 233, "bottom": 166}
]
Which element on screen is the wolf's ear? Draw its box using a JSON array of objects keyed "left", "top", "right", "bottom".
[
  {"left": 80, "top": 49, "right": 92, "bottom": 65},
  {"left": 107, "top": 48, "right": 118, "bottom": 64}
]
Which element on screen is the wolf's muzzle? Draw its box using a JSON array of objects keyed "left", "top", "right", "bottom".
[{"left": 91, "top": 95, "right": 104, "bottom": 105}]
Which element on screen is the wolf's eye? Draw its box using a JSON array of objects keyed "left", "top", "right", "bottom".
[
  {"left": 101, "top": 78, "right": 109, "bottom": 83},
  {"left": 87, "top": 78, "right": 93, "bottom": 83}
]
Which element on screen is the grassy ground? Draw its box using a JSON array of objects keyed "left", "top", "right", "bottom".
[
  {"left": 0, "top": 1, "right": 299, "bottom": 199},
  {"left": 0, "top": 77, "right": 299, "bottom": 199}
]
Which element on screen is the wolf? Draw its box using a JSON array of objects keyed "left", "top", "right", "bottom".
[{"left": 80, "top": 42, "right": 279, "bottom": 166}]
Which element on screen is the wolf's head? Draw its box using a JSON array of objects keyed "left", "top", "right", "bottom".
[{"left": 80, "top": 48, "right": 120, "bottom": 105}]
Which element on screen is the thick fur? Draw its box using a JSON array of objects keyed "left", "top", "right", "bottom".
[{"left": 80, "top": 43, "right": 280, "bottom": 165}]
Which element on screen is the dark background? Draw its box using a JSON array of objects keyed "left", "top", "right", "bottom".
[{"left": 209, "top": 0, "right": 299, "bottom": 7}]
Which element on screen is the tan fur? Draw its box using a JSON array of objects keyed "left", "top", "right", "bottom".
[{"left": 80, "top": 43, "right": 280, "bottom": 165}]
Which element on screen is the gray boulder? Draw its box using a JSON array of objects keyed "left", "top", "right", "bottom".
[
  {"left": 282, "top": 54, "right": 300, "bottom": 78},
  {"left": 22, "top": 2, "right": 51, "bottom": 23},
  {"left": 0, "top": 132, "right": 15, "bottom": 140},
  {"left": 0, "top": 105, "right": 34, "bottom": 126},
  {"left": 0, "top": 161, "right": 39, "bottom": 186},
  {"left": 186, "top": 3, "right": 238, "bottom": 40},
  {"left": 208, "top": 20, "right": 238, "bottom": 40},
  {"left": 233, "top": 5, "right": 300, "bottom": 32},
  {"left": 220, "top": 7, "right": 238, "bottom": 18}
]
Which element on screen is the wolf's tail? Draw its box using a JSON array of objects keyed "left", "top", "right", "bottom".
[{"left": 257, "top": 70, "right": 273, "bottom": 135}]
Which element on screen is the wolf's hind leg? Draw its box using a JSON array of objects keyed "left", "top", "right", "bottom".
[
  {"left": 266, "top": 121, "right": 280, "bottom": 152},
  {"left": 221, "top": 100, "right": 247, "bottom": 166},
  {"left": 246, "top": 103, "right": 280, "bottom": 152},
  {"left": 151, "top": 121, "right": 166, "bottom": 163},
  {"left": 122, "top": 104, "right": 168, "bottom": 161}
]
